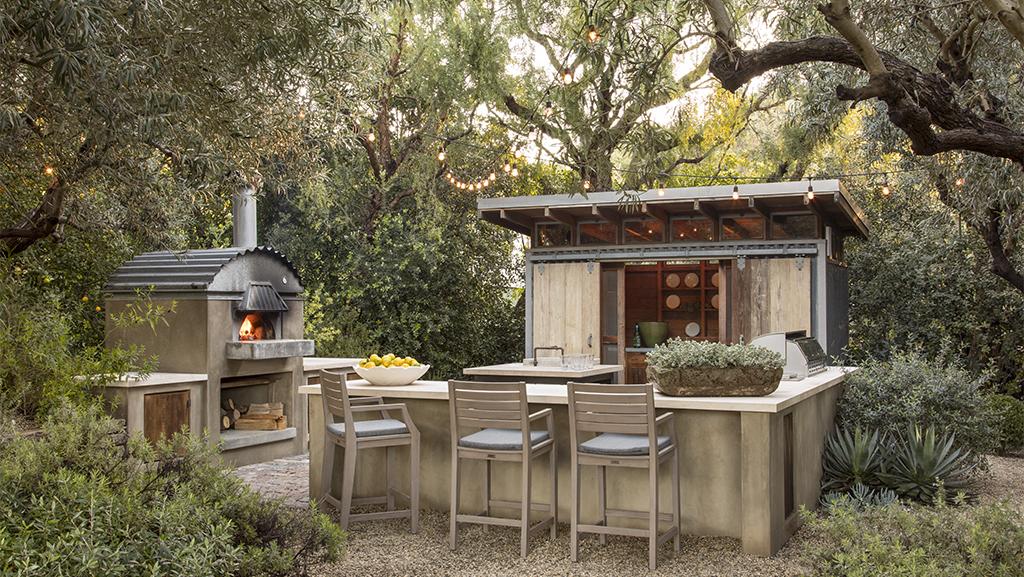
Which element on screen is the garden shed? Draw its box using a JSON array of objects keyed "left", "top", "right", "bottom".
[{"left": 477, "top": 179, "right": 867, "bottom": 379}]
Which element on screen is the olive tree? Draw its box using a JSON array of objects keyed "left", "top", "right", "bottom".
[{"left": 0, "top": 0, "right": 366, "bottom": 255}]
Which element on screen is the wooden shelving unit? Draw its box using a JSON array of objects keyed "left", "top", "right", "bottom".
[{"left": 654, "top": 261, "right": 720, "bottom": 342}]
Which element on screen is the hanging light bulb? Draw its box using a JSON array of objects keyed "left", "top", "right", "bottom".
[
  {"left": 586, "top": 25, "right": 600, "bottom": 43},
  {"left": 582, "top": 179, "right": 591, "bottom": 191},
  {"left": 955, "top": 176, "right": 965, "bottom": 187},
  {"left": 806, "top": 180, "right": 815, "bottom": 200},
  {"left": 543, "top": 100, "right": 554, "bottom": 117},
  {"left": 881, "top": 180, "right": 891, "bottom": 197},
  {"left": 561, "top": 68, "right": 574, "bottom": 85},
  {"left": 511, "top": 166, "right": 520, "bottom": 177},
  {"left": 437, "top": 149, "right": 446, "bottom": 162},
  {"left": 44, "top": 165, "right": 54, "bottom": 176},
  {"left": 489, "top": 172, "right": 497, "bottom": 181},
  {"left": 503, "top": 161, "right": 512, "bottom": 173},
  {"left": 366, "top": 132, "right": 375, "bottom": 142},
  {"left": 732, "top": 183, "right": 740, "bottom": 200}
]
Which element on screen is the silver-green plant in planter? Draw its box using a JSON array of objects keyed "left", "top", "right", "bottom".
[{"left": 645, "top": 338, "right": 784, "bottom": 397}]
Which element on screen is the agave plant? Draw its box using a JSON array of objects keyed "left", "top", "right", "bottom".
[
  {"left": 821, "top": 426, "right": 885, "bottom": 493},
  {"left": 880, "top": 425, "right": 976, "bottom": 504}
]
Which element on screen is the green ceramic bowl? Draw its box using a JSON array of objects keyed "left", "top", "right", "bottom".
[{"left": 638, "top": 321, "right": 669, "bottom": 347}]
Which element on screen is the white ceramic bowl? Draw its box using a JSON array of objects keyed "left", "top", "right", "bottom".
[{"left": 354, "top": 364, "right": 430, "bottom": 386}]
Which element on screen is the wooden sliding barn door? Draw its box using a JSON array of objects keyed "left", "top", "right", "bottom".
[
  {"left": 726, "top": 258, "right": 812, "bottom": 343},
  {"left": 531, "top": 262, "right": 601, "bottom": 356}
]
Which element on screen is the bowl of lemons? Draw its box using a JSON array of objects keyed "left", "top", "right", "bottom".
[{"left": 354, "top": 354, "right": 429, "bottom": 386}]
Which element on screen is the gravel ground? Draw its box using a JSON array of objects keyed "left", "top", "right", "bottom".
[{"left": 236, "top": 453, "right": 1023, "bottom": 577}]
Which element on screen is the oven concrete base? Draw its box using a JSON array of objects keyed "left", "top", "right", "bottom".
[{"left": 302, "top": 373, "right": 846, "bottom": 556}]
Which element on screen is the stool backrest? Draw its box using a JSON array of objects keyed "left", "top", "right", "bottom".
[
  {"left": 567, "top": 382, "right": 657, "bottom": 449},
  {"left": 319, "top": 369, "right": 352, "bottom": 426},
  {"left": 448, "top": 380, "right": 530, "bottom": 448}
]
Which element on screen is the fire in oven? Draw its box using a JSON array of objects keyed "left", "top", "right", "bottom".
[{"left": 235, "top": 281, "right": 288, "bottom": 342}]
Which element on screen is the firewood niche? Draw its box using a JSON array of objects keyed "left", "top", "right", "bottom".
[{"left": 221, "top": 398, "right": 287, "bottom": 431}]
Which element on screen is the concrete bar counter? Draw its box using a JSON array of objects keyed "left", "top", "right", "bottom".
[{"left": 300, "top": 367, "right": 852, "bottom": 555}]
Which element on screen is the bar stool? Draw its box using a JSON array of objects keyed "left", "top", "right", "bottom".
[
  {"left": 319, "top": 369, "right": 420, "bottom": 532},
  {"left": 448, "top": 380, "right": 557, "bottom": 558},
  {"left": 567, "top": 382, "right": 680, "bottom": 570}
]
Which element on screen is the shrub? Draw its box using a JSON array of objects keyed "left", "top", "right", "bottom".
[
  {"left": 646, "top": 338, "right": 784, "bottom": 371},
  {"left": 837, "top": 351, "right": 997, "bottom": 459},
  {"left": 800, "top": 499, "right": 1024, "bottom": 577},
  {"left": 0, "top": 404, "right": 343, "bottom": 577},
  {"left": 986, "top": 393, "right": 1024, "bottom": 454}
]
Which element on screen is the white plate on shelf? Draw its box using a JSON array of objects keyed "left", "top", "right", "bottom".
[{"left": 685, "top": 322, "right": 701, "bottom": 337}]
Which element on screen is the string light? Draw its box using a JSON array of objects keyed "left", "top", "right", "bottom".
[
  {"left": 586, "top": 25, "right": 600, "bottom": 43},
  {"left": 366, "top": 132, "right": 375, "bottom": 142},
  {"left": 489, "top": 172, "right": 497, "bottom": 181},
  {"left": 503, "top": 161, "right": 512, "bottom": 173},
  {"left": 44, "top": 166, "right": 54, "bottom": 176},
  {"left": 583, "top": 179, "right": 591, "bottom": 190},
  {"left": 806, "top": 179, "right": 815, "bottom": 200},
  {"left": 561, "top": 68, "right": 574, "bottom": 85},
  {"left": 437, "top": 149, "right": 446, "bottom": 162},
  {"left": 511, "top": 166, "right": 520, "bottom": 177},
  {"left": 881, "top": 175, "right": 891, "bottom": 197},
  {"left": 732, "top": 183, "right": 740, "bottom": 200},
  {"left": 955, "top": 177, "right": 965, "bottom": 187},
  {"left": 543, "top": 100, "right": 554, "bottom": 117}
]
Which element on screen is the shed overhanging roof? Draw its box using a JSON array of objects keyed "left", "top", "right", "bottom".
[
  {"left": 477, "top": 179, "right": 869, "bottom": 239},
  {"left": 105, "top": 246, "right": 301, "bottom": 293}
]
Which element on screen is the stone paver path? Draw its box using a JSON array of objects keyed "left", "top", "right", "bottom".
[{"left": 234, "top": 454, "right": 311, "bottom": 509}]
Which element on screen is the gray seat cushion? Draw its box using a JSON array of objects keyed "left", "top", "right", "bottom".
[
  {"left": 459, "top": 428, "right": 550, "bottom": 451},
  {"left": 327, "top": 418, "right": 408, "bottom": 438},
  {"left": 578, "top": 433, "right": 672, "bottom": 456}
]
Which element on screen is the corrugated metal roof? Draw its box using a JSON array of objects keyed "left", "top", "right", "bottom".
[
  {"left": 105, "top": 246, "right": 301, "bottom": 292},
  {"left": 241, "top": 282, "right": 289, "bottom": 312}
]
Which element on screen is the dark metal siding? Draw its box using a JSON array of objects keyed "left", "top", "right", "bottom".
[{"left": 825, "top": 263, "right": 850, "bottom": 361}]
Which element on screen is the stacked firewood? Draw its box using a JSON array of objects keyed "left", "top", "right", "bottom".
[{"left": 221, "top": 399, "right": 287, "bottom": 431}]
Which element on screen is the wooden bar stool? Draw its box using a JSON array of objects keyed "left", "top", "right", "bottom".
[
  {"left": 448, "top": 380, "right": 557, "bottom": 558},
  {"left": 567, "top": 382, "right": 680, "bottom": 570},
  {"left": 319, "top": 369, "right": 420, "bottom": 533}
]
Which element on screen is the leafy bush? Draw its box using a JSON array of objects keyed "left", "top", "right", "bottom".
[
  {"left": 822, "top": 425, "right": 976, "bottom": 505},
  {"left": 646, "top": 338, "right": 783, "bottom": 371},
  {"left": 837, "top": 351, "right": 997, "bottom": 459},
  {"left": 800, "top": 499, "right": 1024, "bottom": 577},
  {"left": 0, "top": 404, "right": 343, "bottom": 577},
  {"left": 986, "top": 393, "right": 1024, "bottom": 454}
]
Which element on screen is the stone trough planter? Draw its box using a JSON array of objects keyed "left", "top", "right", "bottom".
[{"left": 647, "top": 365, "right": 783, "bottom": 397}]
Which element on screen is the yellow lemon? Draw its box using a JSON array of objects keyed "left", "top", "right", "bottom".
[
  {"left": 364, "top": 361, "right": 376, "bottom": 369},
  {"left": 404, "top": 356, "right": 414, "bottom": 364},
  {"left": 384, "top": 353, "right": 396, "bottom": 361},
  {"left": 369, "top": 354, "right": 381, "bottom": 363}
]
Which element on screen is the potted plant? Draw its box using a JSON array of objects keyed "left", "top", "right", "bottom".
[{"left": 645, "top": 338, "right": 784, "bottom": 397}]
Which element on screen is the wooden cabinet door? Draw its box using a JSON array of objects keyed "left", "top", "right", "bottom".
[
  {"left": 625, "top": 352, "right": 648, "bottom": 384},
  {"left": 144, "top": 390, "right": 191, "bottom": 443},
  {"left": 532, "top": 262, "right": 601, "bottom": 355}
]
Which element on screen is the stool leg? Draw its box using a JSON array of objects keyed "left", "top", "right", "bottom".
[
  {"left": 648, "top": 459, "right": 658, "bottom": 571},
  {"left": 549, "top": 446, "right": 557, "bottom": 539},
  {"left": 483, "top": 459, "right": 491, "bottom": 532},
  {"left": 598, "top": 465, "right": 607, "bottom": 545},
  {"left": 410, "top": 437, "right": 420, "bottom": 534},
  {"left": 520, "top": 457, "right": 532, "bottom": 559},
  {"left": 340, "top": 443, "right": 358, "bottom": 531},
  {"left": 320, "top": 435, "right": 335, "bottom": 510},
  {"left": 570, "top": 462, "right": 580, "bottom": 562},
  {"left": 449, "top": 452, "right": 460, "bottom": 550},
  {"left": 385, "top": 446, "right": 394, "bottom": 511},
  {"left": 672, "top": 450, "right": 681, "bottom": 553}
]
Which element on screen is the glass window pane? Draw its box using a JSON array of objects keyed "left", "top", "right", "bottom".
[
  {"left": 623, "top": 218, "right": 664, "bottom": 243},
  {"left": 579, "top": 221, "right": 618, "bottom": 244},
  {"left": 536, "top": 223, "right": 571, "bottom": 247},
  {"left": 671, "top": 218, "right": 714, "bottom": 241},
  {"left": 721, "top": 216, "right": 764, "bottom": 240},
  {"left": 771, "top": 214, "right": 818, "bottom": 239}
]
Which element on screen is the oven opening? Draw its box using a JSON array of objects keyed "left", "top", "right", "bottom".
[{"left": 239, "top": 312, "right": 276, "bottom": 341}]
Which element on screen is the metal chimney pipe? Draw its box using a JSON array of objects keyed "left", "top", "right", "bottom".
[{"left": 232, "top": 185, "right": 257, "bottom": 248}]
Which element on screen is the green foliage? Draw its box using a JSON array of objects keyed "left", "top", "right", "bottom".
[
  {"left": 0, "top": 265, "right": 151, "bottom": 418},
  {"left": 822, "top": 425, "right": 976, "bottom": 505},
  {"left": 0, "top": 404, "right": 343, "bottom": 577},
  {"left": 821, "top": 427, "right": 885, "bottom": 494},
  {"left": 820, "top": 484, "right": 898, "bottom": 512},
  {"left": 646, "top": 338, "right": 784, "bottom": 371},
  {"left": 799, "top": 499, "right": 1024, "bottom": 577},
  {"left": 986, "top": 394, "right": 1024, "bottom": 454},
  {"left": 837, "top": 352, "right": 997, "bottom": 459},
  {"left": 880, "top": 426, "right": 975, "bottom": 504}
]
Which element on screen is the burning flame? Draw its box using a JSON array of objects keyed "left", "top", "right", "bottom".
[{"left": 239, "top": 313, "right": 273, "bottom": 341}]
